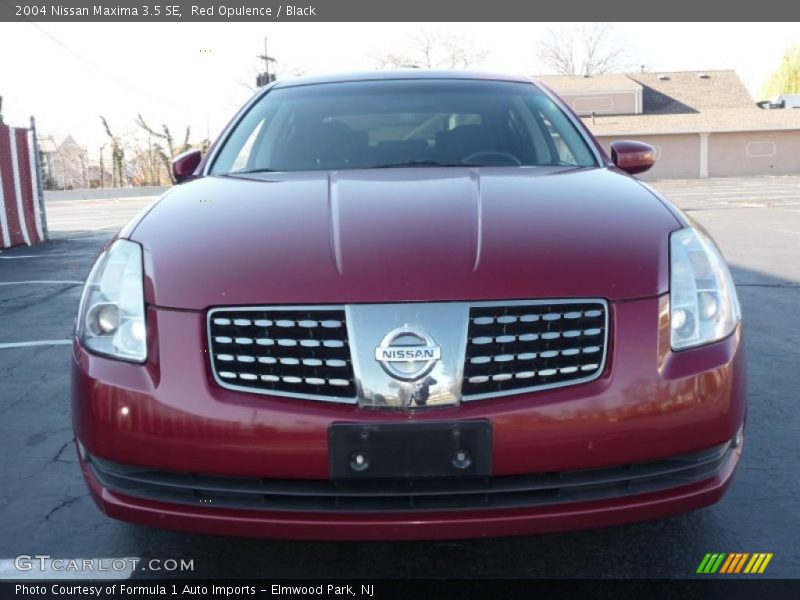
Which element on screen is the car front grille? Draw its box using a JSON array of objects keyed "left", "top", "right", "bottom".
[
  {"left": 87, "top": 439, "right": 733, "bottom": 513},
  {"left": 462, "top": 300, "right": 608, "bottom": 399},
  {"left": 207, "top": 299, "right": 608, "bottom": 403},
  {"left": 207, "top": 307, "right": 356, "bottom": 400}
]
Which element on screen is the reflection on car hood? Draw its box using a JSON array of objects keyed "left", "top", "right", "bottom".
[{"left": 131, "top": 166, "right": 680, "bottom": 309}]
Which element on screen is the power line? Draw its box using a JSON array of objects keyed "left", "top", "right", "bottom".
[{"left": 25, "top": 22, "right": 191, "bottom": 111}]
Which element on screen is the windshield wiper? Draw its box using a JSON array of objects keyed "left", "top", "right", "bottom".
[
  {"left": 368, "top": 160, "right": 476, "bottom": 169},
  {"left": 226, "top": 168, "right": 281, "bottom": 176}
]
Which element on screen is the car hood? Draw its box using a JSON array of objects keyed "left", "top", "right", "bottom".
[{"left": 131, "top": 167, "right": 679, "bottom": 310}]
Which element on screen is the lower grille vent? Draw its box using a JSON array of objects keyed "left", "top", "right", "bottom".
[{"left": 88, "top": 440, "right": 732, "bottom": 513}]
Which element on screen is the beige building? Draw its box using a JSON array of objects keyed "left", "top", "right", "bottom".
[
  {"left": 538, "top": 73, "right": 644, "bottom": 116},
  {"left": 536, "top": 70, "right": 800, "bottom": 179}
]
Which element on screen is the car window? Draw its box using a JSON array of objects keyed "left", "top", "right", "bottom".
[
  {"left": 329, "top": 112, "right": 481, "bottom": 147},
  {"left": 230, "top": 118, "right": 265, "bottom": 172},
  {"left": 210, "top": 79, "right": 599, "bottom": 174}
]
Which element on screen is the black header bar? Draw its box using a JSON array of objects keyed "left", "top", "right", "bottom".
[
  {"left": 2, "top": 0, "right": 800, "bottom": 22},
  {"left": 2, "top": 579, "right": 800, "bottom": 600}
]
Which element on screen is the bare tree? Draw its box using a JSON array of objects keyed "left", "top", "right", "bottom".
[
  {"left": 371, "top": 29, "right": 488, "bottom": 70},
  {"left": 538, "top": 24, "right": 630, "bottom": 76},
  {"left": 128, "top": 136, "right": 164, "bottom": 186},
  {"left": 99, "top": 117, "right": 127, "bottom": 187},
  {"left": 134, "top": 115, "right": 192, "bottom": 184},
  {"left": 98, "top": 144, "right": 105, "bottom": 189}
]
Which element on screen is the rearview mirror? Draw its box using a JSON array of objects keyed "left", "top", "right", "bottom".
[
  {"left": 610, "top": 141, "right": 656, "bottom": 175},
  {"left": 172, "top": 150, "right": 202, "bottom": 183}
]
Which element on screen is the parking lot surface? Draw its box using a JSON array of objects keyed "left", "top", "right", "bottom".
[{"left": 1, "top": 176, "right": 799, "bottom": 579}]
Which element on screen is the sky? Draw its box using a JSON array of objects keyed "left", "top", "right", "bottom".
[{"left": 0, "top": 22, "right": 798, "bottom": 155}]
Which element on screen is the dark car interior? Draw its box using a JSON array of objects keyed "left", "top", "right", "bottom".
[
  {"left": 212, "top": 80, "right": 597, "bottom": 174},
  {"left": 272, "top": 117, "right": 542, "bottom": 170}
]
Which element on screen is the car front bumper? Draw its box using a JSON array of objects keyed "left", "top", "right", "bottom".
[{"left": 72, "top": 294, "right": 746, "bottom": 540}]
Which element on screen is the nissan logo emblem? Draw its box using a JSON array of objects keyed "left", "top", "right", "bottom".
[{"left": 374, "top": 326, "right": 441, "bottom": 381}]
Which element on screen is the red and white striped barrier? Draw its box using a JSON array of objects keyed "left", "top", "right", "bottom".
[{"left": 0, "top": 123, "right": 46, "bottom": 248}]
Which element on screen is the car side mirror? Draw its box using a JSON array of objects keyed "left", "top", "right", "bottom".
[
  {"left": 610, "top": 141, "right": 656, "bottom": 175},
  {"left": 172, "top": 150, "right": 202, "bottom": 183}
]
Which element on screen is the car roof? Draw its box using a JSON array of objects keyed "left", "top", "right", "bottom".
[{"left": 272, "top": 69, "right": 534, "bottom": 89}]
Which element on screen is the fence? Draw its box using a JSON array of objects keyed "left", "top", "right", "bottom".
[{"left": 0, "top": 118, "right": 47, "bottom": 249}]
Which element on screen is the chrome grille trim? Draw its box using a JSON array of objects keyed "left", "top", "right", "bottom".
[
  {"left": 208, "top": 299, "right": 608, "bottom": 405},
  {"left": 461, "top": 299, "right": 609, "bottom": 401},
  {"left": 207, "top": 305, "right": 357, "bottom": 403}
]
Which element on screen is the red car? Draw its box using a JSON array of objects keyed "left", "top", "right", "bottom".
[{"left": 72, "top": 71, "right": 745, "bottom": 540}]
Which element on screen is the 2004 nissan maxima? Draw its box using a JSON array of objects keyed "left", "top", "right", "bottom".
[{"left": 72, "top": 71, "right": 745, "bottom": 540}]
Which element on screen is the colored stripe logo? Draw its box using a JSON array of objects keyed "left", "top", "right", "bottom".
[{"left": 697, "top": 553, "right": 773, "bottom": 574}]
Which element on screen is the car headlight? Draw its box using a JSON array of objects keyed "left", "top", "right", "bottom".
[
  {"left": 76, "top": 239, "right": 147, "bottom": 362},
  {"left": 670, "top": 227, "right": 741, "bottom": 350}
]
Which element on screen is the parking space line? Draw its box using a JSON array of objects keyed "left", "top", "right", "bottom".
[
  {"left": 0, "top": 280, "right": 83, "bottom": 285},
  {"left": 0, "top": 340, "right": 71, "bottom": 349}
]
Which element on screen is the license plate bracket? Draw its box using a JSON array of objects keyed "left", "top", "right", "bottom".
[{"left": 329, "top": 420, "right": 492, "bottom": 479}]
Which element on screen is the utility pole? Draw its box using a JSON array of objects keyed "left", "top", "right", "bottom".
[{"left": 256, "top": 37, "right": 277, "bottom": 88}]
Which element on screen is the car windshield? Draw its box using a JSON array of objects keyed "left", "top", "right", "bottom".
[{"left": 210, "top": 79, "right": 599, "bottom": 175}]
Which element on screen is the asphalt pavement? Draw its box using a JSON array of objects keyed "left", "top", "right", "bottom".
[{"left": 1, "top": 176, "right": 799, "bottom": 579}]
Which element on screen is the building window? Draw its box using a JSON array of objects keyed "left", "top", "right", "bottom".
[
  {"left": 746, "top": 141, "right": 776, "bottom": 158},
  {"left": 572, "top": 96, "right": 614, "bottom": 115}
]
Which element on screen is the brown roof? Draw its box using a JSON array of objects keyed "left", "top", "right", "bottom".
[
  {"left": 626, "top": 70, "right": 754, "bottom": 114},
  {"left": 536, "top": 70, "right": 755, "bottom": 113},
  {"left": 535, "top": 74, "right": 642, "bottom": 92},
  {"left": 536, "top": 69, "right": 800, "bottom": 135},
  {"left": 583, "top": 108, "right": 800, "bottom": 136}
]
